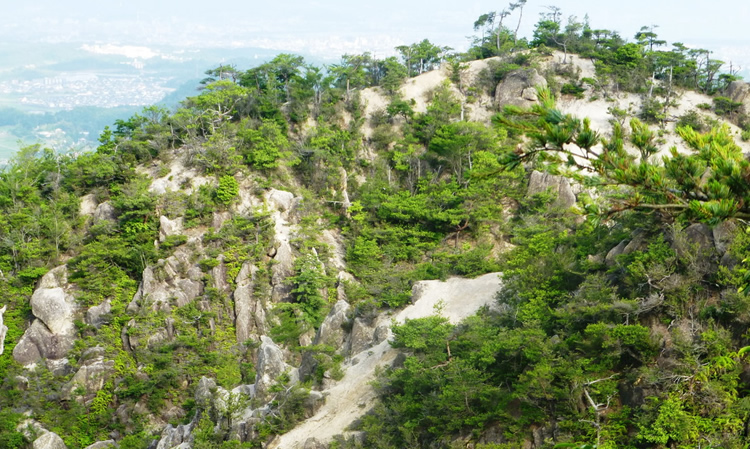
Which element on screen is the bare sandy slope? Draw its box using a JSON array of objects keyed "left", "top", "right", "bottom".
[{"left": 270, "top": 272, "right": 503, "bottom": 449}]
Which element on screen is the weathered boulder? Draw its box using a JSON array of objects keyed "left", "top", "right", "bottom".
[
  {"left": 672, "top": 223, "right": 716, "bottom": 260},
  {"left": 32, "top": 431, "right": 67, "bottom": 449},
  {"left": 495, "top": 68, "right": 548, "bottom": 109},
  {"left": 93, "top": 201, "right": 117, "bottom": 222},
  {"left": 234, "top": 263, "right": 267, "bottom": 343},
  {"left": 266, "top": 188, "right": 296, "bottom": 212},
  {"left": 155, "top": 422, "right": 194, "bottom": 449},
  {"left": 63, "top": 347, "right": 115, "bottom": 398},
  {"left": 303, "top": 390, "right": 325, "bottom": 418},
  {"left": 87, "top": 299, "right": 111, "bottom": 328},
  {"left": 527, "top": 170, "right": 576, "bottom": 209},
  {"left": 713, "top": 219, "right": 740, "bottom": 254},
  {"left": 349, "top": 316, "right": 389, "bottom": 355},
  {"left": 83, "top": 441, "right": 117, "bottom": 449},
  {"left": 31, "top": 287, "right": 75, "bottom": 335},
  {"left": 129, "top": 248, "right": 204, "bottom": 312},
  {"left": 316, "top": 300, "right": 350, "bottom": 348},
  {"left": 303, "top": 437, "right": 326, "bottom": 449},
  {"left": 605, "top": 241, "right": 627, "bottom": 267},
  {"left": 79, "top": 194, "right": 98, "bottom": 217},
  {"left": 271, "top": 241, "right": 295, "bottom": 301},
  {"left": 159, "top": 215, "right": 184, "bottom": 242},
  {"left": 726, "top": 80, "right": 750, "bottom": 111},
  {"left": 13, "top": 318, "right": 75, "bottom": 366},
  {"left": 0, "top": 305, "right": 7, "bottom": 355},
  {"left": 255, "top": 336, "right": 297, "bottom": 399}
]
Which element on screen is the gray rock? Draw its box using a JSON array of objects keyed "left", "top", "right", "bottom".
[
  {"left": 46, "top": 358, "right": 73, "bottom": 376},
  {"left": 32, "top": 431, "right": 67, "bottom": 449},
  {"left": 726, "top": 80, "right": 750, "bottom": 111},
  {"left": 63, "top": 354, "right": 115, "bottom": 399},
  {"left": 713, "top": 219, "right": 739, "bottom": 254},
  {"left": 234, "top": 263, "right": 266, "bottom": 343},
  {"left": 132, "top": 249, "right": 204, "bottom": 312},
  {"left": 156, "top": 422, "right": 194, "bottom": 449},
  {"left": 303, "top": 437, "right": 326, "bottom": 449},
  {"left": 316, "top": 300, "right": 351, "bottom": 348},
  {"left": 678, "top": 223, "right": 716, "bottom": 257},
  {"left": 87, "top": 299, "right": 111, "bottom": 328},
  {"left": 349, "top": 317, "right": 376, "bottom": 355},
  {"left": 31, "top": 287, "right": 76, "bottom": 335},
  {"left": 84, "top": 440, "right": 117, "bottom": 449},
  {"left": 38, "top": 265, "right": 67, "bottom": 289},
  {"left": 94, "top": 201, "right": 117, "bottom": 222},
  {"left": 13, "top": 319, "right": 75, "bottom": 366},
  {"left": 195, "top": 376, "right": 218, "bottom": 408},
  {"left": 0, "top": 305, "right": 7, "bottom": 355},
  {"left": 79, "top": 194, "right": 98, "bottom": 217},
  {"left": 495, "top": 68, "right": 548, "bottom": 109},
  {"left": 159, "top": 215, "right": 184, "bottom": 243},
  {"left": 271, "top": 242, "right": 295, "bottom": 302},
  {"left": 256, "top": 336, "right": 292, "bottom": 399},
  {"left": 266, "top": 189, "right": 295, "bottom": 212},
  {"left": 527, "top": 170, "right": 576, "bottom": 209},
  {"left": 303, "top": 391, "right": 325, "bottom": 418}
]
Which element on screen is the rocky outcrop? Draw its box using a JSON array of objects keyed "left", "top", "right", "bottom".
[
  {"left": 79, "top": 194, "right": 98, "bottom": 217},
  {"left": 316, "top": 300, "right": 351, "bottom": 348},
  {"left": 14, "top": 267, "right": 77, "bottom": 367},
  {"left": 255, "top": 336, "right": 298, "bottom": 400},
  {"left": 266, "top": 189, "right": 299, "bottom": 302},
  {"left": 62, "top": 347, "right": 115, "bottom": 399},
  {"left": 87, "top": 299, "right": 111, "bottom": 328},
  {"left": 32, "top": 431, "right": 67, "bottom": 449},
  {"left": 83, "top": 441, "right": 117, "bottom": 449},
  {"left": 527, "top": 170, "right": 576, "bottom": 209},
  {"left": 159, "top": 215, "right": 184, "bottom": 242},
  {"left": 234, "top": 263, "right": 267, "bottom": 343},
  {"left": 155, "top": 421, "right": 195, "bottom": 449},
  {"left": 94, "top": 201, "right": 117, "bottom": 222},
  {"left": 726, "top": 80, "right": 750, "bottom": 111},
  {"left": 0, "top": 305, "right": 7, "bottom": 355},
  {"left": 495, "top": 68, "right": 548, "bottom": 109},
  {"left": 128, "top": 247, "right": 203, "bottom": 312}
]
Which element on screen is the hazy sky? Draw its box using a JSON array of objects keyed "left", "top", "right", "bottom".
[{"left": 2, "top": 0, "right": 749, "bottom": 66}]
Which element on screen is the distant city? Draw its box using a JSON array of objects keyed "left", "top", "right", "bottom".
[{"left": 0, "top": 71, "right": 174, "bottom": 109}]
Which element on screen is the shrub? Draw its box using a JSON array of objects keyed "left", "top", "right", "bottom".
[{"left": 215, "top": 175, "right": 239, "bottom": 205}]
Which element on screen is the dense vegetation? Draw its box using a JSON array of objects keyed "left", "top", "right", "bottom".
[{"left": 1, "top": 5, "right": 750, "bottom": 449}]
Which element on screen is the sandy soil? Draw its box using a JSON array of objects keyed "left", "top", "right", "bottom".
[{"left": 270, "top": 272, "right": 503, "bottom": 449}]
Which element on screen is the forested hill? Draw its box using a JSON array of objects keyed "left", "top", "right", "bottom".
[{"left": 2, "top": 8, "right": 750, "bottom": 449}]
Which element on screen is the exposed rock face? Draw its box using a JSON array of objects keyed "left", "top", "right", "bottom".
[
  {"left": 31, "top": 287, "right": 75, "bottom": 335},
  {"left": 266, "top": 189, "right": 299, "bottom": 302},
  {"left": 87, "top": 299, "right": 112, "bottom": 328},
  {"left": 0, "top": 305, "right": 7, "bottom": 355},
  {"left": 255, "top": 336, "right": 297, "bottom": 399},
  {"left": 63, "top": 348, "right": 115, "bottom": 399},
  {"left": 726, "top": 80, "right": 750, "bottom": 111},
  {"left": 316, "top": 300, "right": 351, "bottom": 348},
  {"left": 79, "top": 194, "right": 98, "bottom": 217},
  {"left": 156, "top": 421, "right": 195, "bottom": 449},
  {"left": 234, "top": 263, "right": 267, "bottom": 343},
  {"left": 14, "top": 267, "right": 77, "bottom": 366},
  {"left": 32, "top": 431, "right": 68, "bottom": 449},
  {"left": 159, "top": 215, "right": 184, "bottom": 242},
  {"left": 128, "top": 247, "right": 204, "bottom": 312},
  {"left": 495, "top": 68, "right": 548, "bottom": 109},
  {"left": 93, "top": 201, "right": 117, "bottom": 222},
  {"left": 349, "top": 316, "right": 390, "bottom": 355},
  {"left": 713, "top": 219, "right": 739, "bottom": 254},
  {"left": 527, "top": 170, "right": 577, "bottom": 209},
  {"left": 83, "top": 441, "right": 117, "bottom": 449}
]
